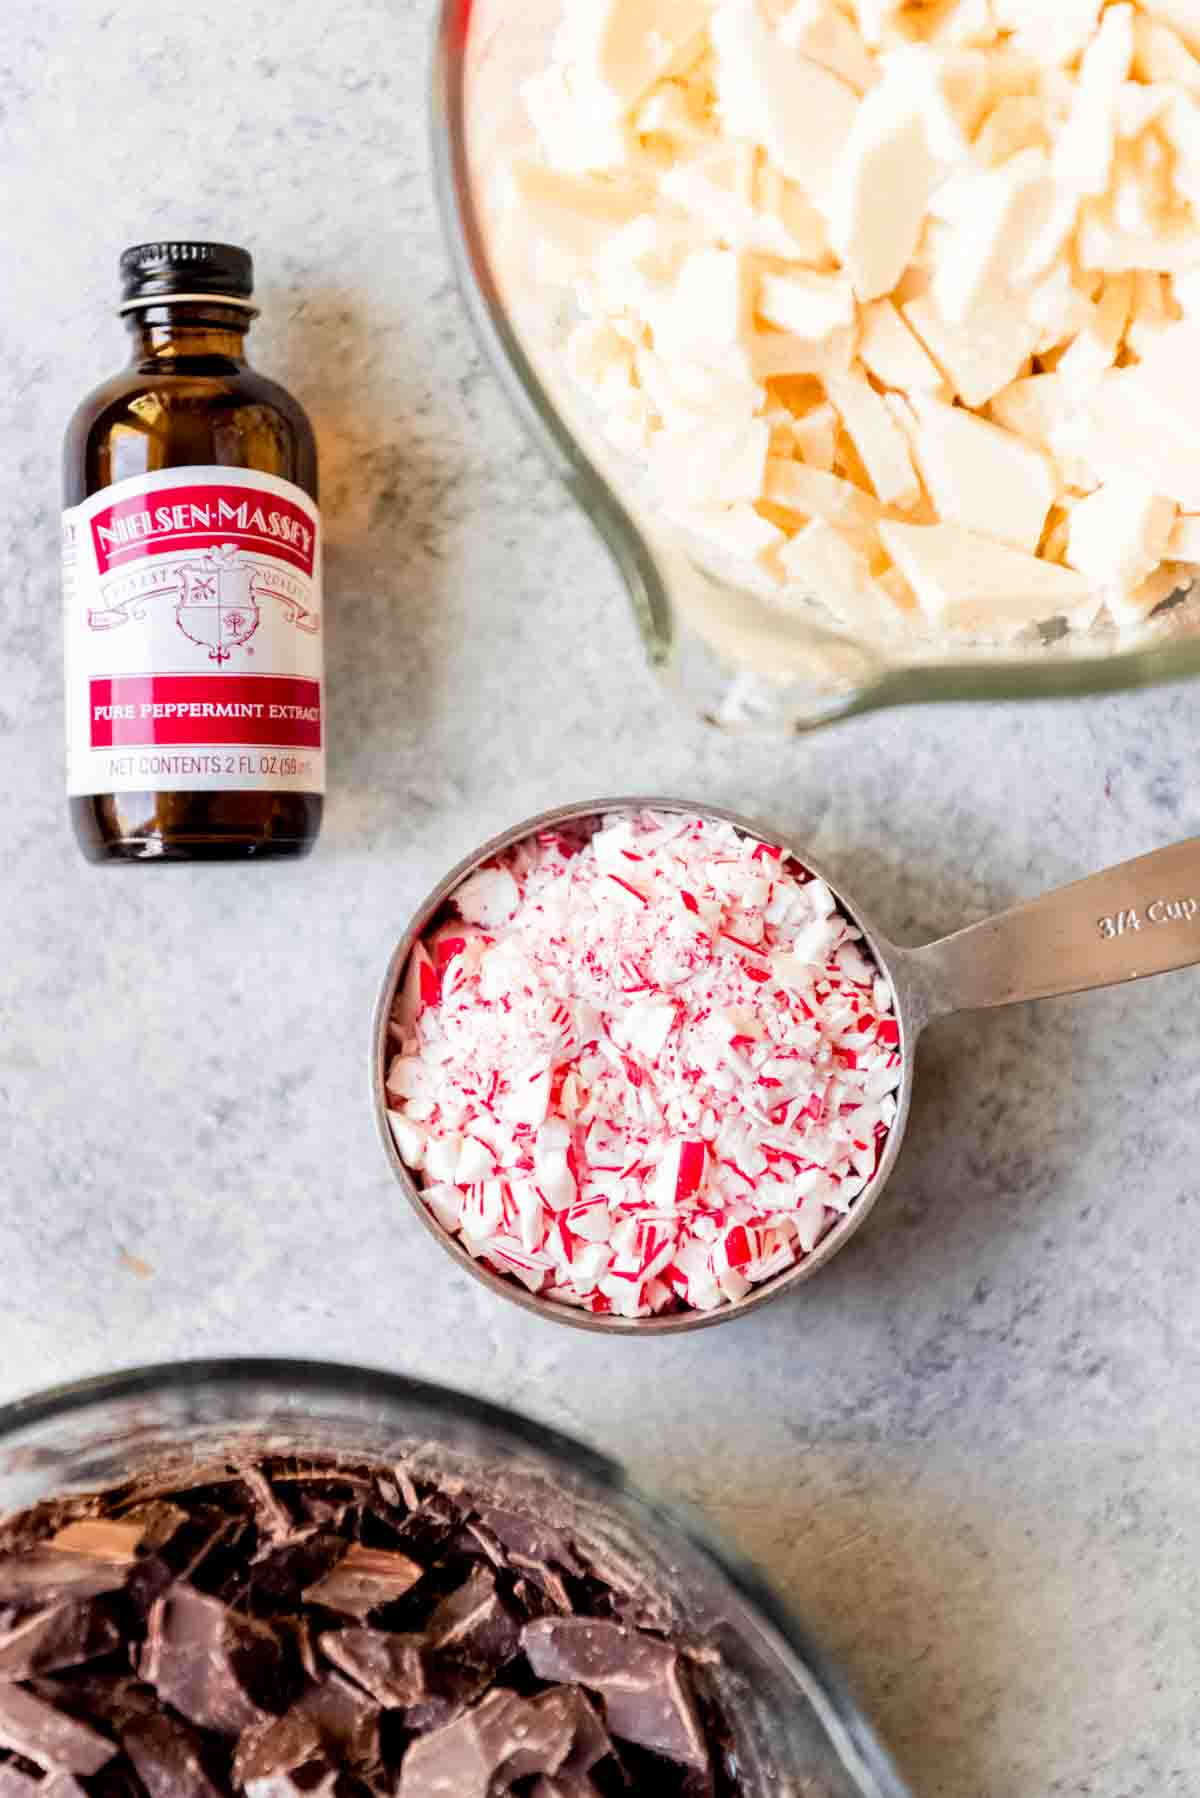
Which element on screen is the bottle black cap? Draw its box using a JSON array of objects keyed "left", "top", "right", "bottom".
[{"left": 119, "top": 241, "right": 256, "bottom": 312}]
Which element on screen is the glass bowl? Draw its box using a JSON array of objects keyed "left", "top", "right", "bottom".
[
  {"left": 0, "top": 1359, "right": 911, "bottom": 1798},
  {"left": 430, "top": 0, "right": 1200, "bottom": 730}
]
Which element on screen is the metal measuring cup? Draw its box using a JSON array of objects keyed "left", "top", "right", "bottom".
[{"left": 373, "top": 797, "right": 1200, "bottom": 1335}]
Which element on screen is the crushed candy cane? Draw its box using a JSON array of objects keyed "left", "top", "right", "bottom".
[{"left": 385, "top": 810, "right": 903, "bottom": 1318}]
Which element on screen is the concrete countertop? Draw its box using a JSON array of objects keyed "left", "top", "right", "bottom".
[{"left": 1, "top": 5, "right": 1197, "bottom": 1792}]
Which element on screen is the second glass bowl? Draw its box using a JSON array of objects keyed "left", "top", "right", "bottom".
[
  {"left": 431, "top": 0, "right": 1200, "bottom": 730},
  {"left": 0, "top": 1359, "right": 911, "bottom": 1798}
]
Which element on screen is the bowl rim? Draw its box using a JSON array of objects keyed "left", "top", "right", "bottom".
[
  {"left": 429, "top": 0, "right": 1200, "bottom": 725},
  {"left": 370, "top": 796, "right": 915, "bottom": 1336},
  {"left": 0, "top": 1356, "right": 913, "bottom": 1798}
]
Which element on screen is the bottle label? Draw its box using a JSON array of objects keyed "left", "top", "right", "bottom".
[{"left": 63, "top": 467, "right": 325, "bottom": 797}]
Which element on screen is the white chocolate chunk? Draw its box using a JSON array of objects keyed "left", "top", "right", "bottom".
[
  {"left": 1065, "top": 479, "right": 1177, "bottom": 591},
  {"left": 858, "top": 298, "right": 946, "bottom": 394},
  {"left": 1056, "top": 273, "right": 1134, "bottom": 386},
  {"left": 651, "top": 415, "right": 771, "bottom": 504},
  {"left": 830, "top": 71, "right": 941, "bottom": 302},
  {"left": 779, "top": 520, "right": 914, "bottom": 634},
  {"left": 908, "top": 396, "right": 1056, "bottom": 553},
  {"left": 506, "top": 164, "right": 650, "bottom": 263},
  {"left": 758, "top": 269, "right": 856, "bottom": 338},
  {"left": 1132, "top": 18, "right": 1200, "bottom": 94},
  {"left": 902, "top": 291, "right": 1038, "bottom": 408},
  {"left": 1141, "top": 1, "right": 1200, "bottom": 56},
  {"left": 1019, "top": 4, "right": 1135, "bottom": 281},
  {"left": 776, "top": 0, "right": 875, "bottom": 92},
  {"left": 1059, "top": 369, "right": 1200, "bottom": 512},
  {"left": 791, "top": 401, "right": 838, "bottom": 470},
  {"left": 931, "top": 149, "right": 1051, "bottom": 326},
  {"left": 1168, "top": 516, "right": 1200, "bottom": 563},
  {"left": 824, "top": 365, "right": 920, "bottom": 507},
  {"left": 710, "top": 0, "right": 860, "bottom": 214},
  {"left": 560, "top": 0, "right": 712, "bottom": 113},
  {"left": 879, "top": 519, "right": 1091, "bottom": 633},
  {"left": 762, "top": 456, "right": 885, "bottom": 529},
  {"left": 991, "top": 0, "right": 1101, "bottom": 64}
]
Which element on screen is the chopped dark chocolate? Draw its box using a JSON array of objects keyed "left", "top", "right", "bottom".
[
  {"left": 0, "top": 1455, "right": 740, "bottom": 1797},
  {"left": 140, "top": 1586, "right": 289, "bottom": 1734},
  {"left": 0, "top": 1553, "right": 129, "bottom": 1608},
  {"left": 51, "top": 1522, "right": 144, "bottom": 1563},
  {"left": 523, "top": 1618, "right": 710, "bottom": 1771},
  {"left": 122, "top": 1712, "right": 224, "bottom": 1798},
  {"left": 302, "top": 1548, "right": 423, "bottom": 1621},
  {"left": 241, "top": 1469, "right": 297, "bottom": 1544},
  {"left": 318, "top": 1630, "right": 425, "bottom": 1708},
  {"left": 397, "top": 1686, "right": 575, "bottom": 1798},
  {"left": 0, "top": 1600, "right": 120, "bottom": 1679},
  {"left": 234, "top": 1711, "right": 326, "bottom": 1787},
  {"left": 474, "top": 1506, "right": 585, "bottom": 1577},
  {"left": 0, "top": 1683, "right": 116, "bottom": 1774},
  {"left": 289, "top": 1675, "right": 381, "bottom": 1770},
  {"left": 425, "top": 1567, "right": 520, "bottom": 1666}
]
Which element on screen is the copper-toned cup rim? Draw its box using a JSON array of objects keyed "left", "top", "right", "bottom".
[{"left": 371, "top": 797, "right": 915, "bottom": 1335}]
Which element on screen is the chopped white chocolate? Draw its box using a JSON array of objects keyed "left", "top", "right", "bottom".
[
  {"left": 824, "top": 365, "right": 920, "bottom": 508},
  {"left": 1056, "top": 272, "right": 1134, "bottom": 385},
  {"left": 776, "top": 0, "right": 875, "bottom": 93},
  {"left": 758, "top": 269, "right": 856, "bottom": 338},
  {"left": 711, "top": 0, "right": 859, "bottom": 213},
  {"left": 931, "top": 149, "right": 1051, "bottom": 327},
  {"left": 991, "top": 0, "right": 1102, "bottom": 64},
  {"left": 510, "top": 0, "right": 1200, "bottom": 648},
  {"left": 831, "top": 70, "right": 941, "bottom": 303},
  {"left": 908, "top": 396, "right": 1056, "bottom": 554},
  {"left": 1168, "top": 515, "right": 1200, "bottom": 563},
  {"left": 781, "top": 519, "right": 914, "bottom": 634},
  {"left": 879, "top": 519, "right": 1092, "bottom": 634},
  {"left": 858, "top": 298, "right": 946, "bottom": 394},
  {"left": 791, "top": 401, "right": 838, "bottom": 471},
  {"left": 901, "top": 292, "right": 1037, "bottom": 408},
  {"left": 762, "top": 457, "right": 885, "bottom": 530},
  {"left": 651, "top": 415, "right": 772, "bottom": 505},
  {"left": 560, "top": 0, "right": 712, "bottom": 114},
  {"left": 1065, "top": 478, "right": 1177, "bottom": 591}
]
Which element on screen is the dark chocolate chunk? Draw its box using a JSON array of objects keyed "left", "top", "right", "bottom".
[
  {"left": 529, "top": 1779, "right": 601, "bottom": 1798},
  {"left": 0, "top": 1770, "right": 41, "bottom": 1797},
  {"left": 474, "top": 1507, "right": 584, "bottom": 1577},
  {"left": 140, "top": 1586, "right": 288, "bottom": 1734},
  {"left": 318, "top": 1630, "right": 425, "bottom": 1708},
  {"left": 40, "top": 1778, "right": 89, "bottom": 1798},
  {"left": 397, "top": 1687, "right": 575, "bottom": 1798},
  {"left": 425, "top": 1567, "right": 519, "bottom": 1667},
  {"left": 241, "top": 1469, "right": 296, "bottom": 1544},
  {"left": 0, "top": 1553, "right": 130, "bottom": 1608},
  {"left": 122, "top": 1712, "right": 224, "bottom": 1798},
  {"left": 233, "top": 1711, "right": 326, "bottom": 1787},
  {"left": 522, "top": 1618, "right": 709, "bottom": 1771},
  {"left": 51, "top": 1523, "right": 144, "bottom": 1563},
  {"left": 290, "top": 1675, "right": 381, "bottom": 1770},
  {"left": 0, "top": 1683, "right": 116, "bottom": 1774},
  {"left": 0, "top": 1600, "right": 121, "bottom": 1680},
  {"left": 234, "top": 1710, "right": 343, "bottom": 1795},
  {"left": 302, "top": 1548, "right": 423, "bottom": 1621}
]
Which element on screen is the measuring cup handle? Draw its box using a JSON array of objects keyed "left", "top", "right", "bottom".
[{"left": 896, "top": 837, "right": 1200, "bottom": 1020}]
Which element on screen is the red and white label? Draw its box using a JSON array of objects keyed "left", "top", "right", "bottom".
[{"left": 64, "top": 467, "right": 324, "bottom": 797}]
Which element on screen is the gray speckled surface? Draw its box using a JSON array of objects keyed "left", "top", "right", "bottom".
[{"left": 2, "top": 5, "right": 1199, "bottom": 1794}]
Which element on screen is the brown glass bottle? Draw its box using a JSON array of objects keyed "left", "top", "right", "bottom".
[{"left": 64, "top": 242, "right": 324, "bottom": 862}]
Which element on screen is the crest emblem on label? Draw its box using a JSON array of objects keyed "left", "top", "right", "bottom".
[{"left": 176, "top": 545, "right": 260, "bottom": 663}]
